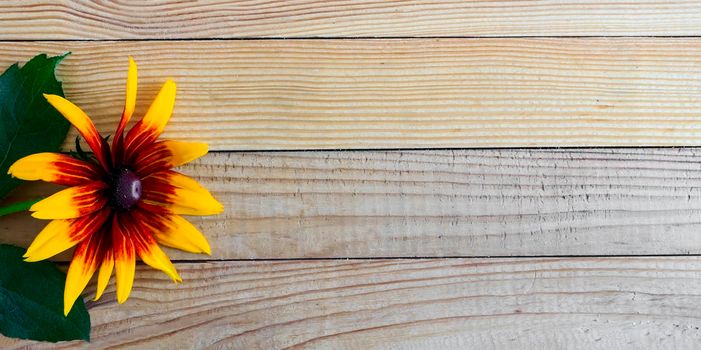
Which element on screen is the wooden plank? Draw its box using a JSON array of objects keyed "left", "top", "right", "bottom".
[
  {"left": 3, "top": 257, "right": 701, "bottom": 349},
  {"left": 4, "top": 148, "right": 701, "bottom": 259},
  {"left": 3, "top": 1, "right": 701, "bottom": 39},
  {"left": 5, "top": 39, "right": 701, "bottom": 150}
]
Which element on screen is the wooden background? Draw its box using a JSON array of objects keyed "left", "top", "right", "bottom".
[{"left": 2, "top": 1, "right": 701, "bottom": 349}]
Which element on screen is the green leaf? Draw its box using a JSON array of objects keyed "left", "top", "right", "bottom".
[
  {"left": 0, "top": 53, "right": 71, "bottom": 200},
  {"left": 0, "top": 245, "right": 90, "bottom": 342}
]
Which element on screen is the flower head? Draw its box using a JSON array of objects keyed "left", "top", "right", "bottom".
[{"left": 8, "top": 57, "right": 223, "bottom": 315}]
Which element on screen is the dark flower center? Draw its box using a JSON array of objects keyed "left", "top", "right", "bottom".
[{"left": 111, "top": 168, "right": 142, "bottom": 210}]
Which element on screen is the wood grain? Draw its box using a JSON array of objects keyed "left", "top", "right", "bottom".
[
  {"left": 4, "top": 39, "right": 701, "bottom": 150},
  {"left": 3, "top": 1, "right": 701, "bottom": 39},
  {"left": 3, "top": 257, "right": 701, "bottom": 349},
  {"left": 4, "top": 2, "right": 701, "bottom": 349},
  {"left": 4, "top": 148, "right": 701, "bottom": 259}
]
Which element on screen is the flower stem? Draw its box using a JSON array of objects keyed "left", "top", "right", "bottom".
[{"left": 0, "top": 199, "right": 41, "bottom": 218}]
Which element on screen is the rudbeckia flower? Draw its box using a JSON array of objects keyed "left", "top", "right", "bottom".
[{"left": 8, "top": 57, "right": 223, "bottom": 316}]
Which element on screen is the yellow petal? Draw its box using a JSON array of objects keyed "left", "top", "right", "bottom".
[
  {"left": 134, "top": 232, "right": 181, "bottom": 283},
  {"left": 8, "top": 152, "right": 101, "bottom": 186},
  {"left": 124, "top": 80, "right": 176, "bottom": 154},
  {"left": 24, "top": 220, "right": 76, "bottom": 262},
  {"left": 142, "top": 171, "right": 223, "bottom": 216},
  {"left": 43, "top": 94, "right": 110, "bottom": 168},
  {"left": 43, "top": 94, "right": 96, "bottom": 138},
  {"left": 113, "top": 221, "right": 136, "bottom": 304},
  {"left": 170, "top": 177, "right": 223, "bottom": 215},
  {"left": 160, "top": 140, "right": 208, "bottom": 167},
  {"left": 30, "top": 182, "right": 107, "bottom": 220},
  {"left": 133, "top": 140, "right": 209, "bottom": 176},
  {"left": 64, "top": 239, "right": 99, "bottom": 316},
  {"left": 115, "top": 253, "right": 135, "bottom": 304},
  {"left": 142, "top": 79, "right": 176, "bottom": 135},
  {"left": 24, "top": 211, "right": 108, "bottom": 262},
  {"left": 155, "top": 215, "right": 212, "bottom": 255},
  {"left": 112, "top": 57, "right": 139, "bottom": 158},
  {"left": 94, "top": 250, "right": 114, "bottom": 301},
  {"left": 123, "top": 56, "right": 138, "bottom": 124}
]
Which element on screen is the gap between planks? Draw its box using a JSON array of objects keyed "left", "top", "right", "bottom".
[{"left": 3, "top": 148, "right": 701, "bottom": 260}]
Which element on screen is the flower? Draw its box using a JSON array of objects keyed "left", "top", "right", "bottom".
[{"left": 8, "top": 57, "right": 223, "bottom": 316}]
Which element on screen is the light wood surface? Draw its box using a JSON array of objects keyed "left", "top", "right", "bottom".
[
  {"left": 4, "top": 148, "right": 701, "bottom": 260},
  {"left": 3, "top": 257, "right": 701, "bottom": 349},
  {"left": 3, "top": 1, "right": 701, "bottom": 39},
  {"left": 2, "top": 2, "right": 700, "bottom": 349},
  {"left": 4, "top": 39, "right": 701, "bottom": 150}
]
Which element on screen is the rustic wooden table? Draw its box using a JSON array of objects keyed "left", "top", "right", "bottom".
[{"left": 2, "top": 1, "right": 701, "bottom": 349}]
